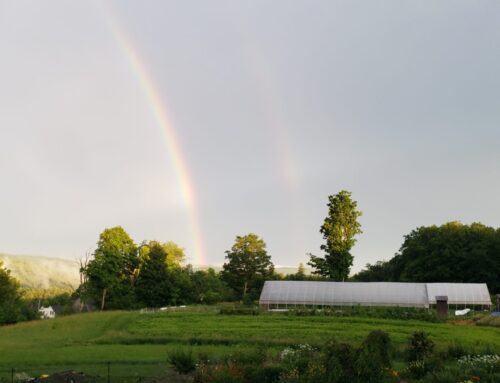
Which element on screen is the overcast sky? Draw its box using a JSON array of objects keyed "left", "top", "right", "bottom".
[{"left": 1, "top": 1, "right": 499, "bottom": 271}]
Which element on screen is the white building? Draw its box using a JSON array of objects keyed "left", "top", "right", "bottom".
[{"left": 39, "top": 306, "right": 56, "bottom": 319}]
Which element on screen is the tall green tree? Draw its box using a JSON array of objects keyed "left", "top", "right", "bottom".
[
  {"left": 135, "top": 242, "right": 170, "bottom": 307},
  {"left": 309, "top": 191, "right": 362, "bottom": 280},
  {"left": 221, "top": 233, "right": 274, "bottom": 301},
  {"left": 84, "top": 226, "right": 138, "bottom": 310},
  {"left": 0, "top": 261, "right": 22, "bottom": 324}
]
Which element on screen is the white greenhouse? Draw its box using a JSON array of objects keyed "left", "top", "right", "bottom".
[{"left": 259, "top": 281, "right": 492, "bottom": 309}]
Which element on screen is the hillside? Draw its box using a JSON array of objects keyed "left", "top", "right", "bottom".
[{"left": 0, "top": 253, "right": 80, "bottom": 289}]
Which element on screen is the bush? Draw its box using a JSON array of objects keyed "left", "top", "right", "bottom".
[
  {"left": 407, "top": 330, "right": 435, "bottom": 361},
  {"left": 363, "top": 330, "right": 392, "bottom": 367},
  {"left": 243, "top": 365, "right": 282, "bottom": 383},
  {"left": 218, "top": 307, "right": 260, "bottom": 316},
  {"left": 168, "top": 348, "right": 196, "bottom": 374},
  {"left": 284, "top": 306, "right": 439, "bottom": 322},
  {"left": 447, "top": 343, "right": 468, "bottom": 359},
  {"left": 319, "top": 339, "right": 355, "bottom": 383}
]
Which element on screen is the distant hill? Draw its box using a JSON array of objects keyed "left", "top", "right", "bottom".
[
  {"left": 0, "top": 253, "right": 80, "bottom": 289},
  {"left": 0, "top": 253, "right": 310, "bottom": 290},
  {"left": 192, "top": 265, "right": 312, "bottom": 276}
]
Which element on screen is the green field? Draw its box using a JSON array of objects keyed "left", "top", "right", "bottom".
[{"left": 0, "top": 308, "right": 499, "bottom": 381}]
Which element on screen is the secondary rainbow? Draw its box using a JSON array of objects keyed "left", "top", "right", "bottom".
[{"left": 106, "top": 14, "right": 206, "bottom": 264}]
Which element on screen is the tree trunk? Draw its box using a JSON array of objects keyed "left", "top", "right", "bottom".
[
  {"left": 101, "top": 288, "right": 107, "bottom": 311},
  {"left": 242, "top": 281, "right": 248, "bottom": 300}
]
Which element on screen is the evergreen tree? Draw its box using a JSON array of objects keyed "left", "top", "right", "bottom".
[{"left": 135, "top": 242, "right": 170, "bottom": 307}]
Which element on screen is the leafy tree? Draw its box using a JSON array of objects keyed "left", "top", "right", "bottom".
[
  {"left": 191, "top": 268, "right": 228, "bottom": 304},
  {"left": 135, "top": 242, "right": 170, "bottom": 307},
  {"left": 221, "top": 233, "right": 274, "bottom": 301},
  {"left": 352, "top": 221, "right": 500, "bottom": 293},
  {"left": 0, "top": 261, "right": 22, "bottom": 324},
  {"left": 351, "top": 261, "right": 393, "bottom": 282},
  {"left": 309, "top": 191, "right": 362, "bottom": 281},
  {"left": 84, "top": 226, "right": 138, "bottom": 310},
  {"left": 163, "top": 241, "right": 186, "bottom": 269},
  {"left": 138, "top": 240, "right": 186, "bottom": 270}
]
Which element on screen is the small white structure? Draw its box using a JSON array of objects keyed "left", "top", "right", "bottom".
[
  {"left": 455, "top": 308, "right": 471, "bottom": 316},
  {"left": 39, "top": 306, "right": 56, "bottom": 319}
]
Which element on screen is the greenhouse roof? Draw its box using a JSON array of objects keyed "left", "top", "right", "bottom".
[
  {"left": 259, "top": 281, "right": 492, "bottom": 308},
  {"left": 426, "top": 283, "right": 491, "bottom": 305}
]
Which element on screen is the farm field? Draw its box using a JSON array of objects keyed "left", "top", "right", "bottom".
[{"left": 0, "top": 308, "right": 499, "bottom": 381}]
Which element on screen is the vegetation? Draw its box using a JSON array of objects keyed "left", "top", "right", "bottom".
[
  {"left": 353, "top": 221, "right": 500, "bottom": 293},
  {"left": 168, "top": 348, "right": 196, "bottom": 374},
  {"left": 308, "top": 191, "right": 362, "bottom": 281},
  {"left": 221, "top": 234, "right": 274, "bottom": 301},
  {"left": 135, "top": 242, "right": 171, "bottom": 307},
  {"left": 0, "top": 261, "right": 22, "bottom": 324},
  {"left": 1, "top": 310, "right": 498, "bottom": 382},
  {"left": 83, "top": 226, "right": 138, "bottom": 310}
]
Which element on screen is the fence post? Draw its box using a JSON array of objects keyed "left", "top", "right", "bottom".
[
  {"left": 107, "top": 362, "right": 110, "bottom": 383},
  {"left": 11, "top": 368, "right": 14, "bottom": 383}
]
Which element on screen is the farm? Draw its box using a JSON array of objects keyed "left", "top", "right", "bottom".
[{"left": 0, "top": 308, "right": 499, "bottom": 382}]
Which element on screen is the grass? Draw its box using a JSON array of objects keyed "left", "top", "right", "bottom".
[{"left": 0, "top": 308, "right": 499, "bottom": 379}]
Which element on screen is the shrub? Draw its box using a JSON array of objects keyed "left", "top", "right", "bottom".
[
  {"left": 243, "top": 365, "right": 282, "bottom": 383},
  {"left": 322, "top": 339, "right": 355, "bottom": 382},
  {"left": 280, "top": 343, "right": 317, "bottom": 377},
  {"left": 447, "top": 343, "right": 468, "bottom": 359},
  {"left": 168, "top": 348, "right": 196, "bottom": 374},
  {"left": 364, "top": 330, "right": 392, "bottom": 367},
  {"left": 457, "top": 354, "right": 500, "bottom": 373},
  {"left": 352, "top": 331, "right": 393, "bottom": 383},
  {"left": 407, "top": 330, "right": 435, "bottom": 361},
  {"left": 404, "top": 359, "right": 428, "bottom": 379},
  {"left": 218, "top": 307, "right": 260, "bottom": 316}
]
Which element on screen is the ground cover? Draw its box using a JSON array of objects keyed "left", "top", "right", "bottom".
[{"left": 0, "top": 308, "right": 498, "bottom": 381}]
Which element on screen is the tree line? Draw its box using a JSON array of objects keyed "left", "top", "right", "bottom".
[{"left": 1, "top": 190, "right": 499, "bottom": 324}]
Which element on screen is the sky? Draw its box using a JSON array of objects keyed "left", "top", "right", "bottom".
[{"left": 0, "top": 1, "right": 499, "bottom": 272}]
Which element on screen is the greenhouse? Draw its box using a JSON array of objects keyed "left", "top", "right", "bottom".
[{"left": 259, "top": 281, "right": 492, "bottom": 309}]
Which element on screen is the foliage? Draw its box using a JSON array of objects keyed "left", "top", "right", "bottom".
[
  {"left": 0, "top": 261, "right": 22, "bottom": 324},
  {"left": 353, "top": 222, "right": 500, "bottom": 293},
  {"left": 457, "top": 354, "right": 500, "bottom": 372},
  {"left": 354, "top": 331, "right": 392, "bottom": 383},
  {"left": 407, "top": 331, "right": 435, "bottom": 361},
  {"left": 135, "top": 242, "right": 171, "bottom": 307},
  {"left": 221, "top": 234, "right": 274, "bottom": 301},
  {"left": 476, "top": 314, "right": 500, "bottom": 327},
  {"left": 168, "top": 348, "right": 197, "bottom": 374},
  {"left": 308, "top": 191, "right": 362, "bottom": 281},
  {"left": 83, "top": 226, "right": 138, "bottom": 310},
  {"left": 139, "top": 240, "right": 186, "bottom": 270},
  {"left": 351, "top": 261, "right": 393, "bottom": 282},
  {"left": 218, "top": 306, "right": 260, "bottom": 315},
  {"left": 1, "top": 310, "right": 500, "bottom": 381},
  {"left": 284, "top": 306, "right": 439, "bottom": 322},
  {"left": 191, "top": 268, "right": 232, "bottom": 304}
]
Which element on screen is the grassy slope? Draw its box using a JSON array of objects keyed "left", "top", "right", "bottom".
[{"left": 0, "top": 310, "right": 499, "bottom": 377}]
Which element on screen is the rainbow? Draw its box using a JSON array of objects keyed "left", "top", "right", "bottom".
[{"left": 103, "top": 11, "right": 206, "bottom": 265}]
